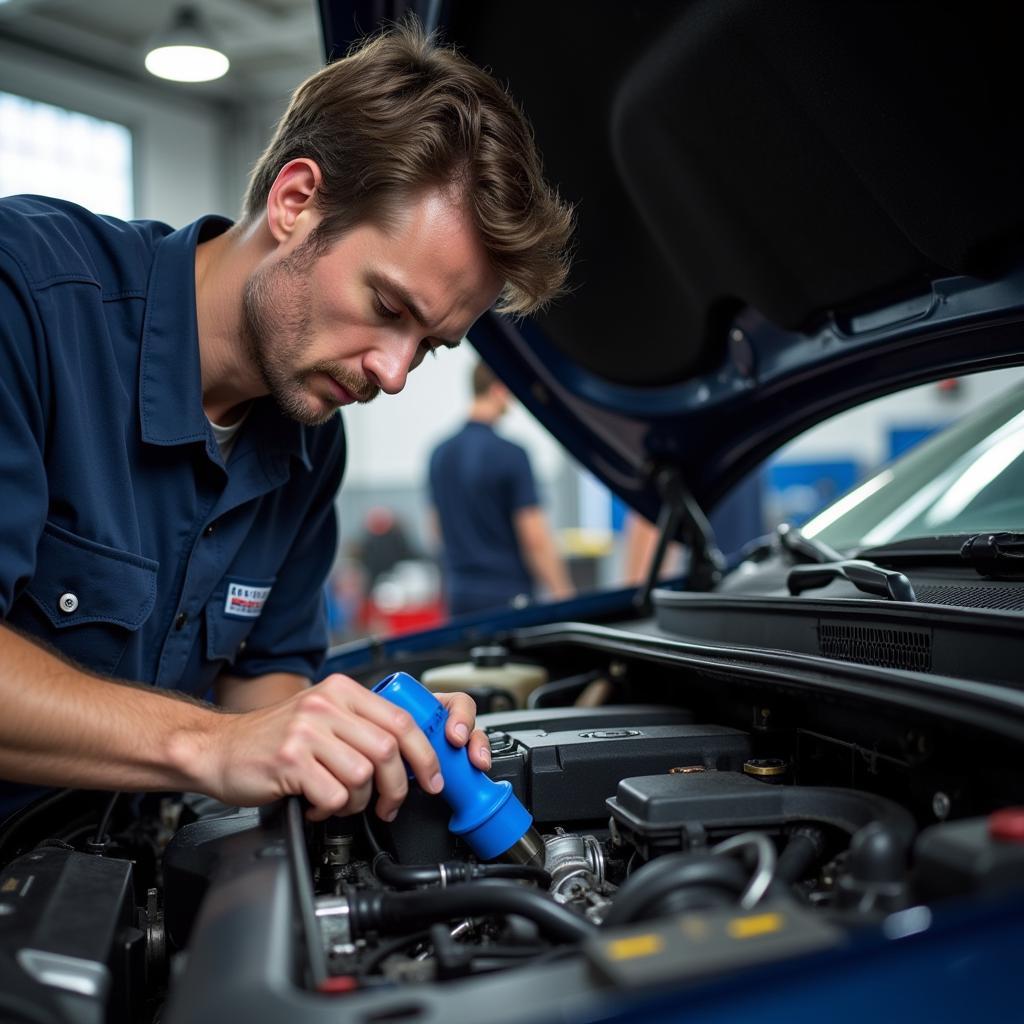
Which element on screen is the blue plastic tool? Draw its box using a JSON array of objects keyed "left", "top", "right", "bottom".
[{"left": 372, "top": 671, "right": 537, "bottom": 861}]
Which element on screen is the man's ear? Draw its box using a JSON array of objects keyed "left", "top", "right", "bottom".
[{"left": 265, "top": 158, "right": 323, "bottom": 245}]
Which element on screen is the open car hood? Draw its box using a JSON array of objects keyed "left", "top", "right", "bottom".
[{"left": 320, "top": 1, "right": 1024, "bottom": 524}]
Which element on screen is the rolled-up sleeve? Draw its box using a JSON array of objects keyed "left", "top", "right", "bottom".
[
  {"left": 227, "top": 418, "right": 346, "bottom": 681},
  {"left": 0, "top": 249, "right": 49, "bottom": 618}
]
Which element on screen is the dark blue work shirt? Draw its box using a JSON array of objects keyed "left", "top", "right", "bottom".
[
  {"left": 0, "top": 196, "right": 345, "bottom": 812},
  {"left": 428, "top": 420, "right": 538, "bottom": 614}
]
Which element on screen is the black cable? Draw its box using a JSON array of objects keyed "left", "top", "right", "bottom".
[
  {"left": 350, "top": 881, "right": 597, "bottom": 944},
  {"left": 0, "top": 789, "right": 74, "bottom": 863},
  {"left": 91, "top": 791, "right": 121, "bottom": 846},
  {"left": 526, "top": 670, "right": 604, "bottom": 709},
  {"left": 284, "top": 798, "right": 329, "bottom": 992},
  {"left": 361, "top": 812, "right": 384, "bottom": 856},
  {"left": 602, "top": 852, "right": 749, "bottom": 927}
]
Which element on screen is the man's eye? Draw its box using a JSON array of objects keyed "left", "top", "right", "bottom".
[{"left": 373, "top": 294, "right": 400, "bottom": 320}]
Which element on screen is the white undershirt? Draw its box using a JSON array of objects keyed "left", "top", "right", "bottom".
[{"left": 207, "top": 409, "right": 249, "bottom": 462}]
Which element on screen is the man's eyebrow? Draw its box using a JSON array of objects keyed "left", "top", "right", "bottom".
[{"left": 370, "top": 271, "right": 461, "bottom": 347}]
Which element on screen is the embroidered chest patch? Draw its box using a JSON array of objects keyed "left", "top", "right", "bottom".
[{"left": 224, "top": 582, "right": 272, "bottom": 619}]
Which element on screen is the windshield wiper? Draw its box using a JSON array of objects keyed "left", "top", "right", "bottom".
[
  {"left": 961, "top": 532, "right": 1024, "bottom": 579},
  {"left": 854, "top": 535, "right": 967, "bottom": 565},
  {"left": 784, "top": 530, "right": 1024, "bottom": 597},
  {"left": 775, "top": 523, "right": 844, "bottom": 564},
  {"left": 857, "top": 533, "right": 1024, "bottom": 574},
  {"left": 787, "top": 559, "right": 917, "bottom": 602}
]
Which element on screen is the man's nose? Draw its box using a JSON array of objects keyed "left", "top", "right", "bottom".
[{"left": 364, "top": 334, "right": 420, "bottom": 395}]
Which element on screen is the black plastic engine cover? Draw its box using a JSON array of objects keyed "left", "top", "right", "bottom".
[
  {"left": 608, "top": 771, "right": 916, "bottom": 857},
  {"left": 914, "top": 817, "right": 1024, "bottom": 900},
  {"left": 0, "top": 846, "right": 141, "bottom": 1024},
  {"left": 492, "top": 722, "right": 751, "bottom": 825}
]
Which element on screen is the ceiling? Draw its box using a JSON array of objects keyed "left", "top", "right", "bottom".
[{"left": 0, "top": 0, "right": 324, "bottom": 103}]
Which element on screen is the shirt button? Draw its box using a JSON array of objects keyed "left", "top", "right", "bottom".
[
  {"left": 58, "top": 593, "right": 79, "bottom": 614},
  {"left": 203, "top": 523, "right": 216, "bottom": 537},
  {"left": 174, "top": 612, "right": 188, "bottom": 631}
]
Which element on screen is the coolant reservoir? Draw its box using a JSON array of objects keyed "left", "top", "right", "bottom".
[{"left": 421, "top": 645, "right": 548, "bottom": 708}]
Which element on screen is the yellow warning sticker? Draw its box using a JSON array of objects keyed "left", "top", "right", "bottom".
[
  {"left": 606, "top": 934, "right": 665, "bottom": 960},
  {"left": 727, "top": 912, "right": 785, "bottom": 940}
]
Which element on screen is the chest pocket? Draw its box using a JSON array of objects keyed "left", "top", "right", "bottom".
[
  {"left": 205, "top": 577, "right": 276, "bottom": 667},
  {"left": 18, "top": 521, "right": 158, "bottom": 675}
]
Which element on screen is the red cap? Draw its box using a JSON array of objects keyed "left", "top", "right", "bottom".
[
  {"left": 989, "top": 807, "right": 1024, "bottom": 843},
  {"left": 318, "top": 976, "right": 359, "bottom": 995}
]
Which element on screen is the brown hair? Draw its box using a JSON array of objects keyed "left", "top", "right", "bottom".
[
  {"left": 472, "top": 360, "right": 499, "bottom": 397},
  {"left": 243, "top": 18, "right": 574, "bottom": 315}
]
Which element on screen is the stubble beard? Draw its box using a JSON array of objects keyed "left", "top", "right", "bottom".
[{"left": 241, "top": 255, "right": 379, "bottom": 427}]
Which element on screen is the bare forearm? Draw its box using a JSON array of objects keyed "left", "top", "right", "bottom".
[
  {"left": 526, "top": 538, "right": 574, "bottom": 598},
  {"left": 0, "top": 625, "right": 491, "bottom": 823},
  {"left": 515, "top": 506, "right": 574, "bottom": 599},
  {"left": 0, "top": 624, "right": 217, "bottom": 792},
  {"left": 215, "top": 671, "right": 309, "bottom": 712}
]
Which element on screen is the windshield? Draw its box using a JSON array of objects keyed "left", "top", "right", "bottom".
[{"left": 801, "top": 382, "right": 1024, "bottom": 550}]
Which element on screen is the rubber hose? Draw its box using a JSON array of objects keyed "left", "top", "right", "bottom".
[
  {"left": 349, "top": 881, "right": 596, "bottom": 944},
  {"left": 373, "top": 853, "right": 472, "bottom": 888},
  {"left": 657, "top": 884, "right": 741, "bottom": 916},
  {"left": 372, "top": 852, "right": 549, "bottom": 889},
  {"left": 602, "top": 853, "right": 749, "bottom": 927},
  {"left": 776, "top": 827, "right": 827, "bottom": 885}
]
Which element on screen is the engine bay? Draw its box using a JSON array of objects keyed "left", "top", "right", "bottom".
[{"left": 3, "top": 645, "right": 1024, "bottom": 1024}]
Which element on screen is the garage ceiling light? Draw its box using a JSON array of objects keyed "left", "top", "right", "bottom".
[{"left": 144, "top": 6, "right": 229, "bottom": 84}]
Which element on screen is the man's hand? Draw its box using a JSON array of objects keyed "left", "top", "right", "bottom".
[
  {"left": 192, "top": 674, "right": 491, "bottom": 822},
  {"left": 0, "top": 626, "right": 487, "bottom": 824}
]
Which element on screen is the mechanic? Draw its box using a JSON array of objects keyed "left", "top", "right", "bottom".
[
  {"left": 0, "top": 21, "right": 573, "bottom": 823},
  {"left": 429, "top": 361, "right": 574, "bottom": 614}
]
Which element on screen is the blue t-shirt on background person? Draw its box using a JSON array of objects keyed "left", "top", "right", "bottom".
[{"left": 428, "top": 421, "right": 538, "bottom": 615}]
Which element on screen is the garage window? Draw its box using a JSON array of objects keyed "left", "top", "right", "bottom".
[{"left": 0, "top": 91, "right": 134, "bottom": 220}]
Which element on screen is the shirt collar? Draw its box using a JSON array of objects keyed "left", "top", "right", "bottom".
[{"left": 138, "top": 214, "right": 312, "bottom": 471}]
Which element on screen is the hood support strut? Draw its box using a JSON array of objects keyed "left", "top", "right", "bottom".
[{"left": 634, "top": 467, "right": 725, "bottom": 610}]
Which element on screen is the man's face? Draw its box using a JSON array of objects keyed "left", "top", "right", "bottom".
[{"left": 242, "top": 188, "right": 504, "bottom": 426}]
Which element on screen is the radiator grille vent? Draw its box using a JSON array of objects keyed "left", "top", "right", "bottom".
[
  {"left": 818, "top": 622, "right": 932, "bottom": 672},
  {"left": 914, "top": 584, "right": 1024, "bottom": 611}
]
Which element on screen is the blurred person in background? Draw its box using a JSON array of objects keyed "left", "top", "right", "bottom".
[
  {"left": 429, "top": 362, "right": 574, "bottom": 615},
  {"left": 354, "top": 507, "right": 418, "bottom": 594}
]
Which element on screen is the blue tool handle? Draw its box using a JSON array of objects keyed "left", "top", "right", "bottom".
[{"left": 372, "top": 671, "right": 533, "bottom": 860}]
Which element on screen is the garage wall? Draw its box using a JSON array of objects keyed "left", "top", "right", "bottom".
[
  {"left": 219, "top": 96, "right": 290, "bottom": 222},
  {"left": 0, "top": 36, "right": 231, "bottom": 224}
]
